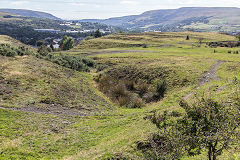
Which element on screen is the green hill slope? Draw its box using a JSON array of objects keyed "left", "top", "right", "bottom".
[
  {"left": 1, "top": 33, "right": 240, "bottom": 160},
  {"left": 0, "top": 35, "right": 113, "bottom": 115}
]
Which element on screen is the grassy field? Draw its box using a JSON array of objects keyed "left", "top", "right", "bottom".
[{"left": 0, "top": 32, "right": 240, "bottom": 159}]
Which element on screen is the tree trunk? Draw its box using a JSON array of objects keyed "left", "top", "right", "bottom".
[
  {"left": 213, "top": 155, "right": 216, "bottom": 160},
  {"left": 212, "top": 151, "right": 217, "bottom": 160},
  {"left": 208, "top": 146, "right": 212, "bottom": 160}
]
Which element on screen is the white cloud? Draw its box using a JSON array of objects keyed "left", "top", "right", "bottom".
[
  {"left": 70, "top": 2, "right": 86, "bottom": 6},
  {"left": 120, "top": 1, "right": 138, "bottom": 5},
  {"left": 11, "top": 1, "right": 29, "bottom": 5}
]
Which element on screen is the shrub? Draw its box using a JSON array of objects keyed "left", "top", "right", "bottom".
[
  {"left": 142, "top": 92, "right": 155, "bottom": 103},
  {"left": 136, "top": 82, "right": 149, "bottom": 97},
  {"left": 97, "top": 74, "right": 146, "bottom": 108},
  {"left": 36, "top": 49, "right": 97, "bottom": 72},
  {"left": 155, "top": 80, "right": 167, "bottom": 99},
  {"left": 96, "top": 64, "right": 108, "bottom": 72},
  {"left": 52, "top": 54, "right": 93, "bottom": 72},
  {"left": 127, "top": 96, "right": 145, "bottom": 108},
  {"left": 111, "top": 84, "right": 128, "bottom": 100},
  {"left": 60, "top": 35, "right": 74, "bottom": 51},
  {"left": 36, "top": 40, "right": 45, "bottom": 47},
  {"left": 233, "top": 51, "right": 239, "bottom": 54},
  {"left": 141, "top": 97, "right": 240, "bottom": 160},
  {"left": 0, "top": 44, "right": 32, "bottom": 57},
  {"left": 170, "top": 110, "right": 182, "bottom": 117},
  {"left": 37, "top": 45, "right": 49, "bottom": 56},
  {"left": 124, "top": 80, "right": 135, "bottom": 91},
  {"left": 118, "top": 96, "right": 130, "bottom": 106},
  {"left": 96, "top": 73, "right": 168, "bottom": 108}
]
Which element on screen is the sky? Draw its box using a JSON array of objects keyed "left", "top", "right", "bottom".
[{"left": 1, "top": 0, "right": 240, "bottom": 20}]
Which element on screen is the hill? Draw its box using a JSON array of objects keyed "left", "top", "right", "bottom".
[
  {"left": 0, "top": 35, "right": 113, "bottom": 116},
  {"left": 0, "top": 12, "right": 121, "bottom": 45},
  {"left": 1, "top": 33, "right": 240, "bottom": 159},
  {"left": 80, "top": 7, "right": 240, "bottom": 32},
  {"left": 0, "top": 9, "right": 61, "bottom": 20}
]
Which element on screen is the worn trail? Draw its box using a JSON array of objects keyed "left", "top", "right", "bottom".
[
  {"left": 0, "top": 105, "right": 88, "bottom": 116},
  {"left": 183, "top": 60, "right": 224, "bottom": 100}
]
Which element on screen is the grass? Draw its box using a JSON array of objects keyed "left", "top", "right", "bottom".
[
  {"left": 0, "top": 55, "right": 113, "bottom": 115},
  {"left": 1, "top": 32, "right": 240, "bottom": 159},
  {"left": 0, "top": 35, "right": 25, "bottom": 45}
]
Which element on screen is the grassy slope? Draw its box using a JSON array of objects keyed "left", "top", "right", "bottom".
[
  {"left": 1, "top": 33, "right": 240, "bottom": 159},
  {"left": 0, "top": 35, "right": 24, "bottom": 45},
  {"left": 74, "top": 32, "right": 236, "bottom": 50}
]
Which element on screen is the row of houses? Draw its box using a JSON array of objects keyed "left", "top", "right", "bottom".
[{"left": 34, "top": 29, "right": 111, "bottom": 34}]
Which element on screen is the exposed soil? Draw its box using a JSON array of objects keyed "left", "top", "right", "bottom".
[
  {"left": 0, "top": 105, "right": 89, "bottom": 116},
  {"left": 183, "top": 60, "right": 224, "bottom": 100}
]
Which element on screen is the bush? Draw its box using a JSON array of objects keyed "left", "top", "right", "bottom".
[
  {"left": 143, "top": 44, "right": 148, "bottom": 48},
  {"left": 127, "top": 96, "right": 145, "bottom": 108},
  {"left": 155, "top": 80, "right": 167, "bottom": 99},
  {"left": 141, "top": 97, "right": 240, "bottom": 160},
  {"left": 136, "top": 82, "right": 149, "bottom": 97},
  {"left": 0, "top": 44, "right": 32, "bottom": 57},
  {"left": 52, "top": 54, "right": 94, "bottom": 72},
  {"left": 124, "top": 80, "right": 135, "bottom": 91},
  {"left": 118, "top": 96, "right": 130, "bottom": 106},
  {"left": 233, "top": 51, "right": 239, "bottom": 54},
  {"left": 96, "top": 64, "right": 108, "bottom": 72},
  {"left": 97, "top": 74, "right": 165, "bottom": 108},
  {"left": 97, "top": 74, "right": 145, "bottom": 108},
  {"left": 111, "top": 84, "right": 128, "bottom": 100},
  {"left": 37, "top": 45, "right": 49, "bottom": 56},
  {"left": 60, "top": 35, "right": 74, "bottom": 51},
  {"left": 36, "top": 48, "right": 97, "bottom": 72}
]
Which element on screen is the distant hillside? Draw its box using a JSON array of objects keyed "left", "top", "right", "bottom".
[
  {"left": 80, "top": 7, "right": 240, "bottom": 32},
  {"left": 0, "top": 9, "right": 61, "bottom": 20}
]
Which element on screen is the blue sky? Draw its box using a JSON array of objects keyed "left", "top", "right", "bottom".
[{"left": 1, "top": 0, "right": 240, "bottom": 19}]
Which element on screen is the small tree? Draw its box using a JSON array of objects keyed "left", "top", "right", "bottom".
[
  {"left": 36, "top": 40, "right": 45, "bottom": 47},
  {"left": 94, "top": 29, "right": 102, "bottom": 38},
  {"left": 60, "top": 36, "right": 74, "bottom": 51},
  {"left": 155, "top": 80, "right": 167, "bottom": 99},
  {"left": 198, "top": 38, "right": 204, "bottom": 47},
  {"left": 146, "top": 97, "right": 240, "bottom": 160},
  {"left": 37, "top": 45, "right": 49, "bottom": 56},
  {"left": 236, "top": 33, "right": 240, "bottom": 41},
  {"left": 50, "top": 43, "right": 54, "bottom": 51}
]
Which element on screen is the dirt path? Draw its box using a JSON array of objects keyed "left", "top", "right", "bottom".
[
  {"left": 67, "top": 50, "right": 159, "bottom": 56},
  {"left": 87, "top": 50, "right": 159, "bottom": 56},
  {"left": 183, "top": 60, "right": 224, "bottom": 100},
  {"left": 0, "top": 105, "right": 89, "bottom": 116}
]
